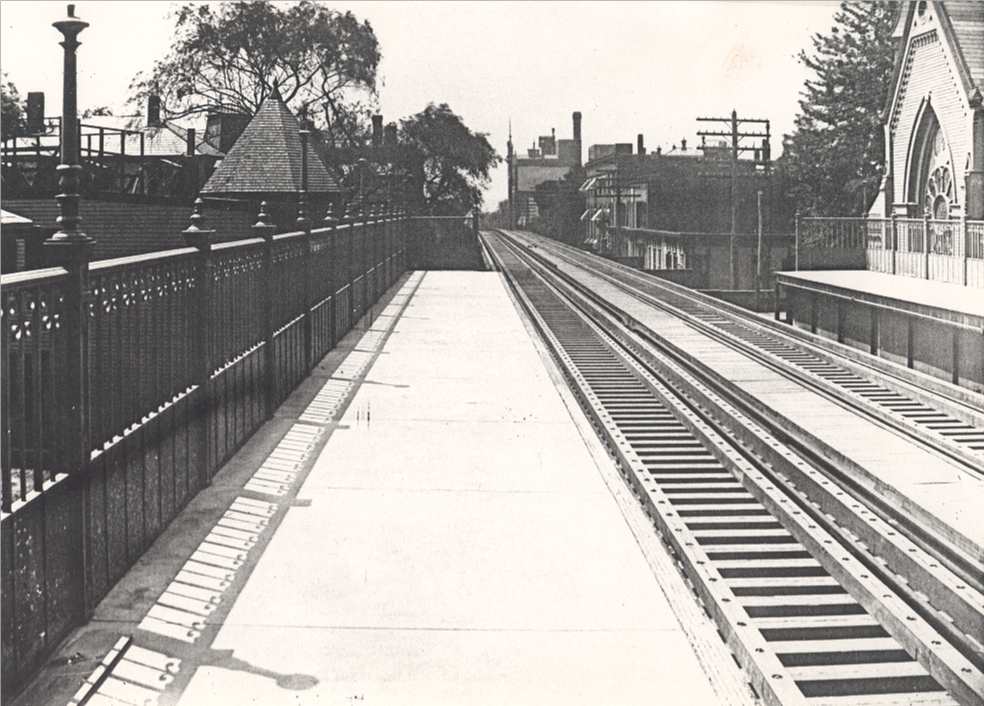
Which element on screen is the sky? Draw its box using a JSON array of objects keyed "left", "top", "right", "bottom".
[{"left": 1, "top": 0, "right": 841, "bottom": 209}]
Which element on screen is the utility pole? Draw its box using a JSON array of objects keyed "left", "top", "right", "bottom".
[
  {"left": 756, "top": 190, "right": 763, "bottom": 310},
  {"left": 697, "top": 110, "right": 771, "bottom": 289},
  {"left": 595, "top": 165, "right": 639, "bottom": 257}
]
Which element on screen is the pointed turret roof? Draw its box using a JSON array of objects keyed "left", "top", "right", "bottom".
[{"left": 201, "top": 94, "right": 340, "bottom": 195}]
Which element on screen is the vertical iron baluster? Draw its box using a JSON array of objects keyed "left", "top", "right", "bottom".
[
  {"left": 2, "top": 292, "right": 12, "bottom": 512},
  {"left": 31, "top": 287, "right": 44, "bottom": 491},
  {"left": 16, "top": 290, "right": 28, "bottom": 501}
]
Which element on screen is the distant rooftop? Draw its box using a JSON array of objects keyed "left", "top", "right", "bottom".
[{"left": 201, "top": 95, "right": 340, "bottom": 195}]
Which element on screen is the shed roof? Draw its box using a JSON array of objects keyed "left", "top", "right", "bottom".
[{"left": 201, "top": 95, "right": 340, "bottom": 195}]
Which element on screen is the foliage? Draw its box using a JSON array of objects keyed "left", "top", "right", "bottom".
[
  {"left": 399, "top": 103, "right": 499, "bottom": 215},
  {"left": 130, "top": 1, "right": 379, "bottom": 146},
  {"left": 532, "top": 171, "right": 585, "bottom": 244},
  {"left": 777, "top": 1, "right": 897, "bottom": 216},
  {"left": 2, "top": 74, "right": 24, "bottom": 140},
  {"left": 82, "top": 106, "right": 114, "bottom": 119}
]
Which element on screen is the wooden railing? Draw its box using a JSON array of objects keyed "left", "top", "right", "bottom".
[
  {"left": 796, "top": 216, "right": 984, "bottom": 287},
  {"left": 0, "top": 204, "right": 409, "bottom": 694}
]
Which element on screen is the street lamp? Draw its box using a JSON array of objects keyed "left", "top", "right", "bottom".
[{"left": 48, "top": 3, "right": 90, "bottom": 244}]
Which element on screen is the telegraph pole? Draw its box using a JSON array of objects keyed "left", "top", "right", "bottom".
[
  {"left": 756, "top": 189, "right": 763, "bottom": 310},
  {"left": 697, "top": 110, "right": 771, "bottom": 289}
]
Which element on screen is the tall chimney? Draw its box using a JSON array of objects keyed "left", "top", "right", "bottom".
[
  {"left": 147, "top": 94, "right": 161, "bottom": 127},
  {"left": 186, "top": 127, "right": 196, "bottom": 156},
  {"left": 27, "top": 92, "right": 45, "bottom": 133},
  {"left": 637, "top": 133, "right": 645, "bottom": 156},
  {"left": 572, "top": 111, "right": 582, "bottom": 167},
  {"left": 681, "top": 137, "right": 687, "bottom": 152},
  {"left": 371, "top": 114, "right": 383, "bottom": 147}
]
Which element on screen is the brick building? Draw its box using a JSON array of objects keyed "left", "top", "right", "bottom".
[
  {"left": 506, "top": 112, "right": 583, "bottom": 226},
  {"left": 579, "top": 133, "right": 789, "bottom": 289}
]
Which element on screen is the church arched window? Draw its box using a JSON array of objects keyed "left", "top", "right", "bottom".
[
  {"left": 908, "top": 104, "right": 956, "bottom": 219},
  {"left": 924, "top": 128, "right": 953, "bottom": 219}
]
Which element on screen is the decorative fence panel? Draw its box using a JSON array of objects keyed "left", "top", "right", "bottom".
[
  {"left": 798, "top": 216, "right": 984, "bottom": 288},
  {"left": 1, "top": 210, "right": 409, "bottom": 696}
]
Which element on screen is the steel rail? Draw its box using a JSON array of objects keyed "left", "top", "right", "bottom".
[
  {"left": 485, "top": 231, "right": 984, "bottom": 706},
  {"left": 503, "top": 231, "right": 984, "bottom": 476},
  {"left": 511, "top": 230, "right": 983, "bottom": 417},
  {"left": 501, "top": 229, "right": 984, "bottom": 598},
  {"left": 497, "top": 232, "right": 984, "bottom": 654},
  {"left": 500, "top": 229, "right": 984, "bottom": 592}
]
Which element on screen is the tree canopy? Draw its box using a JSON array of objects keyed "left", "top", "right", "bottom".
[
  {"left": 777, "top": 1, "right": 897, "bottom": 216},
  {"left": 130, "top": 1, "right": 379, "bottom": 145},
  {"left": 399, "top": 103, "right": 499, "bottom": 215},
  {"left": 2, "top": 74, "right": 24, "bottom": 141}
]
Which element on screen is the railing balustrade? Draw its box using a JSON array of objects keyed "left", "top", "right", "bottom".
[
  {"left": 797, "top": 215, "right": 984, "bottom": 287},
  {"left": 0, "top": 206, "right": 410, "bottom": 694}
]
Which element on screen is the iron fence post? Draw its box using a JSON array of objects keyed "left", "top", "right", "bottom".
[
  {"left": 362, "top": 206, "right": 371, "bottom": 315},
  {"left": 323, "top": 204, "right": 339, "bottom": 347},
  {"left": 890, "top": 213, "right": 898, "bottom": 274},
  {"left": 793, "top": 211, "right": 800, "bottom": 271},
  {"left": 923, "top": 213, "right": 931, "bottom": 279},
  {"left": 345, "top": 202, "right": 357, "bottom": 319},
  {"left": 297, "top": 127, "right": 313, "bottom": 371},
  {"left": 962, "top": 212, "right": 969, "bottom": 285},
  {"left": 386, "top": 207, "right": 394, "bottom": 285},
  {"left": 253, "top": 202, "right": 277, "bottom": 418},
  {"left": 181, "top": 199, "right": 214, "bottom": 485},
  {"left": 44, "top": 2, "right": 94, "bottom": 614}
]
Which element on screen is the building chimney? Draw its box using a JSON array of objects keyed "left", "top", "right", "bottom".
[
  {"left": 637, "top": 133, "right": 645, "bottom": 156},
  {"left": 384, "top": 122, "right": 397, "bottom": 146},
  {"left": 371, "top": 114, "right": 383, "bottom": 147},
  {"left": 572, "top": 111, "right": 582, "bottom": 166},
  {"left": 147, "top": 94, "right": 162, "bottom": 127},
  {"left": 26, "top": 92, "right": 45, "bottom": 133},
  {"left": 186, "top": 127, "right": 196, "bottom": 156},
  {"left": 680, "top": 137, "right": 687, "bottom": 151}
]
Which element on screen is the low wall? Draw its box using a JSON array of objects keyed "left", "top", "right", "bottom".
[
  {"left": 781, "top": 283, "right": 983, "bottom": 392},
  {"left": 3, "top": 198, "right": 254, "bottom": 263}
]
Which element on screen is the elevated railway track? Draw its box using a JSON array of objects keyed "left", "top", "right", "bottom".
[{"left": 483, "top": 229, "right": 984, "bottom": 706}]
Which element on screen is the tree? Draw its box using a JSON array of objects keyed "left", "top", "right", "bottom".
[
  {"left": 2, "top": 74, "right": 24, "bottom": 141},
  {"left": 82, "top": 106, "right": 114, "bottom": 119},
  {"left": 399, "top": 103, "right": 499, "bottom": 215},
  {"left": 532, "top": 171, "right": 585, "bottom": 244},
  {"left": 130, "top": 1, "right": 379, "bottom": 146},
  {"left": 777, "top": 2, "right": 897, "bottom": 216}
]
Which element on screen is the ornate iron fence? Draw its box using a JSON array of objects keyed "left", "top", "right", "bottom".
[{"left": 0, "top": 203, "right": 409, "bottom": 694}]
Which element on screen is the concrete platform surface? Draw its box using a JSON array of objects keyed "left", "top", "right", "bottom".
[
  {"left": 776, "top": 269, "right": 984, "bottom": 320},
  {"left": 171, "top": 271, "right": 721, "bottom": 705}
]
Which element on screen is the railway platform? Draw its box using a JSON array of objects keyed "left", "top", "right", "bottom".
[
  {"left": 14, "top": 271, "right": 739, "bottom": 706},
  {"left": 776, "top": 270, "right": 984, "bottom": 391}
]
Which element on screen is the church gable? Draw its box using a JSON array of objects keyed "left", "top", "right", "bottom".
[{"left": 886, "top": 1, "right": 979, "bottom": 215}]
